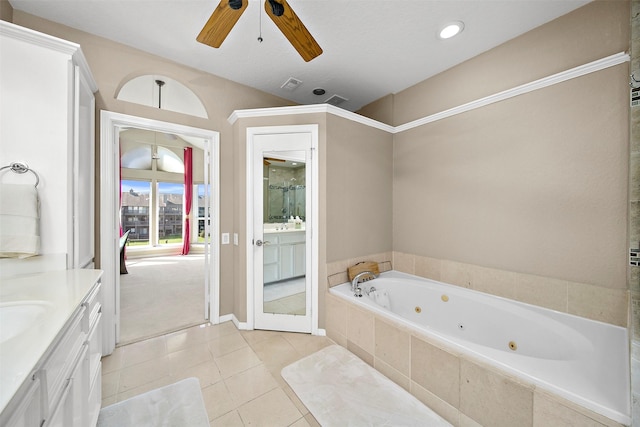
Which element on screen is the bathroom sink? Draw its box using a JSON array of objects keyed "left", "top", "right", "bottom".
[{"left": 0, "top": 301, "right": 53, "bottom": 343}]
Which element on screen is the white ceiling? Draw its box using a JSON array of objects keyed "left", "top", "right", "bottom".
[{"left": 9, "top": 0, "right": 590, "bottom": 112}]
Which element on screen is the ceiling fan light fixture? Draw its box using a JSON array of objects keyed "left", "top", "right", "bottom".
[{"left": 438, "top": 21, "right": 464, "bottom": 40}]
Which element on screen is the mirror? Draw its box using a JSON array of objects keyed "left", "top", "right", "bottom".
[{"left": 262, "top": 151, "right": 306, "bottom": 315}]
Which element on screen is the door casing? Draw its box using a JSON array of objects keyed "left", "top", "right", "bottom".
[
  {"left": 100, "top": 111, "right": 220, "bottom": 355},
  {"left": 245, "top": 124, "right": 319, "bottom": 334}
]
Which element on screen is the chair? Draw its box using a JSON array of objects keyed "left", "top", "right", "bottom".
[{"left": 119, "top": 230, "right": 131, "bottom": 274}]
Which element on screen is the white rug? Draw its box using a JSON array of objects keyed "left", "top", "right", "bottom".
[
  {"left": 281, "top": 345, "right": 452, "bottom": 427},
  {"left": 97, "top": 378, "right": 209, "bottom": 427}
]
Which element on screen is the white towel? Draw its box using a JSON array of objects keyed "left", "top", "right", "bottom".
[
  {"left": 371, "top": 290, "right": 391, "bottom": 310},
  {"left": 0, "top": 183, "right": 40, "bottom": 258}
]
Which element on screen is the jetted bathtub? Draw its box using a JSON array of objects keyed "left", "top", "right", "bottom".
[{"left": 329, "top": 270, "right": 630, "bottom": 424}]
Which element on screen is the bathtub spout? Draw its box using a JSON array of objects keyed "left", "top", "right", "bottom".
[{"left": 351, "top": 271, "right": 379, "bottom": 297}]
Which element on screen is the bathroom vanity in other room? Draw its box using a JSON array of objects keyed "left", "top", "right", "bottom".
[
  {"left": 0, "top": 270, "right": 103, "bottom": 427},
  {"left": 263, "top": 229, "right": 306, "bottom": 283}
]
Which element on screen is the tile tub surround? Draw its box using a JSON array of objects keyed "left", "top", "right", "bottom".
[
  {"left": 328, "top": 253, "right": 628, "bottom": 328},
  {"left": 325, "top": 292, "right": 628, "bottom": 427}
]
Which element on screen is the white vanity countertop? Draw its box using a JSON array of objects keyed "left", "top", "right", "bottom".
[
  {"left": 264, "top": 227, "right": 305, "bottom": 234},
  {"left": 0, "top": 269, "right": 103, "bottom": 413}
]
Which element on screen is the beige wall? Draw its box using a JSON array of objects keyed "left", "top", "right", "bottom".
[
  {"left": 231, "top": 112, "right": 393, "bottom": 327},
  {"left": 359, "top": 1, "right": 630, "bottom": 127},
  {"left": 393, "top": 63, "right": 629, "bottom": 289},
  {"left": 231, "top": 113, "right": 328, "bottom": 324},
  {"left": 354, "top": 1, "right": 633, "bottom": 327},
  {"left": 325, "top": 114, "right": 393, "bottom": 262},
  {"left": 0, "top": 0, "right": 12, "bottom": 22},
  {"left": 10, "top": 11, "right": 294, "bottom": 317}
]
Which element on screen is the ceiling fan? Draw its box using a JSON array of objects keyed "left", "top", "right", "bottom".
[
  {"left": 263, "top": 156, "right": 286, "bottom": 165},
  {"left": 197, "top": 0, "right": 323, "bottom": 62}
]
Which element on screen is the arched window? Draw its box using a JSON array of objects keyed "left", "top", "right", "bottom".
[{"left": 117, "top": 75, "right": 208, "bottom": 118}]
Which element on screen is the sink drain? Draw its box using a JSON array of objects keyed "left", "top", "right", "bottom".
[
  {"left": 508, "top": 341, "right": 518, "bottom": 351},
  {"left": 415, "top": 306, "right": 422, "bottom": 313}
]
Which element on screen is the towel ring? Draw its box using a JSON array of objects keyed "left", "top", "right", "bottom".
[{"left": 0, "top": 162, "right": 40, "bottom": 188}]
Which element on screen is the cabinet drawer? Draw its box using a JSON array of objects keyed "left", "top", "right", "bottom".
[
  {"left": 42, "top": 306, "right": 85, "bottom": 415},
  {"left": 87, "top": 363, "right": 101, "bottom": 427},
  {"left": 82, "top": 281, "right": 101, "bottom": 333},
  {"left": 279, "top": 232, "right": 305, "bottom": 244},
  {"left": 87, "top": 311, "right": 102, "bottom": 385}
]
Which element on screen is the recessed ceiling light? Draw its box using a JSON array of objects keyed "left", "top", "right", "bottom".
[
  {"left": 438, "top": 21, "right": 464, "bottom": 40},
  {"left": 313, "top": 88, "right": 326, "bottom": 96}
]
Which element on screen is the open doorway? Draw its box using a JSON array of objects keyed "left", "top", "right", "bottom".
[
  {"left": 100, "top": 111, "right": 220, "bottom": 355},
  {"left": 118, "top": 129, "right": 209, "bottom": 344}
]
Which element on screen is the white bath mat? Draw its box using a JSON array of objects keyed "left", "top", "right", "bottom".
[
  {"left": 281, "top": 345, "right": 452, "bottom": 426},
  {"left": 97, "top": 377, "right": 209, "bottom": 427}
]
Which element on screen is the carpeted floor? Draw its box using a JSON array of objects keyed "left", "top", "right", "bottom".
[{"left": 119, "top": 254, "right": 206, "bottom": 345}]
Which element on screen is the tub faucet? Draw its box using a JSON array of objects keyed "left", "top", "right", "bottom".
[{"left": 351, "top": 271, "right": 379, "bottom": 297}]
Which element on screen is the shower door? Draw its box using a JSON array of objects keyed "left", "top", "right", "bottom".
[{"left": 252, "top": 132, "right": 312, "bottom": 333}]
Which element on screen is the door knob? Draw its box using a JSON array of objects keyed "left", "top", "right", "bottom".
[{"left": 255, "top": 239, "right": 270, "bottom": 246}]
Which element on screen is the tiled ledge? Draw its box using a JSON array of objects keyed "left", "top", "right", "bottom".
[
  {"left": 326, "top": 251, "right": 628, "bottom": 328},
  {"left": 325, "top": 293, "right": 626, "bottom": 427}
]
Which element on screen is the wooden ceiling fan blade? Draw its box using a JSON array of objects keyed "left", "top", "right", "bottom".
[
  {"left": 197, "top": 0, "right": 248, "bottom": 48},
  {"left": 264, "top": 157, "right": 286, "bottom": 162},
  {"left": 264, "top": 0, "right": 323, "bottom": 62}
]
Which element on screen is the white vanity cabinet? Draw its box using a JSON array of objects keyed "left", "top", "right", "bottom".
[
  {"left": 0, "top": 270, "right": 103, "bottom": 427},
  {"left": 0, "top": 21, "right": 98, "bottom": 270},
  {"left": 263, "top": 230, "right": 305, "bottom": 283}
]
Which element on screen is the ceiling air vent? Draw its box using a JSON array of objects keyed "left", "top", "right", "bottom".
[
  {"left": 325, "top": 94, "right": 348, "bottom": 107},
  {"left": 281, "top": 77, "right": 302, "bottom": 91}
]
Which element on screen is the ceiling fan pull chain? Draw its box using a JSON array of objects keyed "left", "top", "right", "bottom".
[{"left": 258, "top": 1, "right": 264, "bottom": 43}]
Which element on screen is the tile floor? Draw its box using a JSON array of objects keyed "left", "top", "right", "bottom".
[{"left": 101, "top": 321, "right": 333, "bottom": 426}]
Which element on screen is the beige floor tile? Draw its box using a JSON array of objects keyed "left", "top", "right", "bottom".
[
  {"left": 170, "top": 360, "right": 222, "bottom": 387},
  {"left": 116, "top": 375, "right": 177, "bottom": 402},
  {"left": 281, "top": 332, "right": 333, "bottom": 358},
  {"left": 121, "top": 334, "right": 168, "bottom": 367},
  {"left": 117, "top": 355, "right": 172, "bottom": 393},
  {"left": 165, "top": 324, "right": 214, "bottom": 353},
  {"left": 236, "top": 388, "right": 302, "bottom": 427},
  {"left": 101, "top": 347, "right": 124, "bottom": 373},
  {"left": 101, "top": 370, "right": 120, "bottom": 399},
  {"left": 241, "top": 329, "right": 283, "bottom": 345},
  {"left": 303, "top": 413, "right": 321, "bottom": 427},
  {"left": 101, "top": 395, "right": 117, "bottom": 407},
  {"left": 281, "top": 383, "right": 310, "bottom": 415},
  {"left": 249, "top": 335, "right": 302, "bottom": 373},
  {"left": 224, "top": 364, "right": 279, "bottom": 405},
  {"left": 208, "top": 331, "right": 249, "bottom": 358},
  {"left": 210, "top": 409, "right": 244, "bottom": 427},
  {"left": 290, "top": 417, "right": 312, "bottom": 427},
  {"left": 214, "top": 346, "right": 262, "bottom": 378},
  {"left": 168, "top": 344, "right": 214, "bottom": 374},
  {"left": 201, "top": 381, "right": 236, "bottom": 421}
]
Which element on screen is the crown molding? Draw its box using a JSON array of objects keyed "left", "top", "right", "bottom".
[
  {"left": 394, "top": 52, "right": 630, "bottom": 133},
  {"left": 229, "top": 52, "right": 629, "bottom": 136},
  {"left": 228, "top": 104, "right": 395, "bottom": 133},
  {"left": 0, "top": 21, "right": 98, "bottom": 93}
]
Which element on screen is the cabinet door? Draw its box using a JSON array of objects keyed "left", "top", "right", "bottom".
[
  {"left": 279, "top": 244, "right": 295, "bottom": 280},
  {"left": 293, "top": 242, "right": 305, "bottom": 277},
  {"left": 3, "top": 377, "right": 42, "bottom": 427},
  {"left": 46, "top": 345, "right": 88, "bottom": 427}
]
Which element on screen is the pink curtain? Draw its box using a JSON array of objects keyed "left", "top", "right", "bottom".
[{"left": 181, "top": 147, "right": 193, "bottom": 255}]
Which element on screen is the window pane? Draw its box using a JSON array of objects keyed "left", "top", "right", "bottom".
[
  {"left": 121, "top": 180, "right": 150, "bottom": 245},
  {"left": 196, "top": 184, "right": 208, "bottom": 244},
  {"left": 158, "top": 182, "right": 183, "bottom": 245}
]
